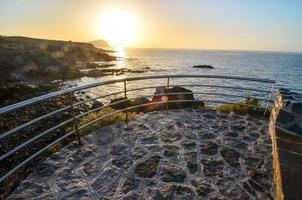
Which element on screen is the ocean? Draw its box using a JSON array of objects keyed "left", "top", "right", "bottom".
[{"left": 69, "top": 48, "right": 302, "bottom": 105}]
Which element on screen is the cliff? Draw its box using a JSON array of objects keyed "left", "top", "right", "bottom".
[
  {"left": 0, "top": 36, "right": 116, "bottom": 106},
  {"left": 0, "top": 36, "right": 115, "bottom": 83}
]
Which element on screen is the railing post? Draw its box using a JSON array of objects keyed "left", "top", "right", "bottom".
[
  {"left": 68, "top": 92, "right": 82, "bottom": 145},
  {"left": 166, "top": 77, "right": 170, "bottom": 111},
  {"left": 123, "top": 80, "right": 128, "bottom": 123},
  {"left": 206, "top": 78, "right": 212, "bottom": 109},
  {"left": 264, "top": 83, "right": 275, "bottom": 117}
]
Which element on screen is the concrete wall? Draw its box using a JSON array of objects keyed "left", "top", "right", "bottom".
[{"left": 269, "top": 89, "right": 302, "bottom": 200}]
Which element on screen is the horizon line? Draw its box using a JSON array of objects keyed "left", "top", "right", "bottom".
[
  {"left": 125, "top": 46, "right": 302, "bottom": 54},
  {"left": 2, "top": 34, "right": 302, "bottom": 54}
]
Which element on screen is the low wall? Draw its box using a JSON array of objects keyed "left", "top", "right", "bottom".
[{"left": 269, "top": 89, "right": 302, "bottom": 200}]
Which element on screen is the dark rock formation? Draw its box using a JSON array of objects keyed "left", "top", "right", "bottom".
[
  {"left": 108, "top": 87, "right": 203, "bottom": 113},
  {"left": 128, "top": 97, "right": 151, "bottom": 112},
  {"left": 110, "top": 97, "right": 130, "bottom": 110},
  {"left": 91, "top": 101, "right": 103, "bottom": 109},
  {"left": 81, "top": 68, "right": 145, "bottom": 77},
  {"left": 193, "top": 65, "right": 214, "bottom": 69},
  {"left": 109, "top": 96, "right": 151, "bottom": 112},
  {"left": 151, "top": 86, "right": 204, "bottom": 110}
]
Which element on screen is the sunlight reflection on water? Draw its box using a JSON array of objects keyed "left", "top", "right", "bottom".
[{"left": 66, "top": 48, "right": 301, "bottom": 106}]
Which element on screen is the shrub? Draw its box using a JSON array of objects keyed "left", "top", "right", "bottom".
[{"left": 214, "top": 97, "right": 271, "bottom": 118}]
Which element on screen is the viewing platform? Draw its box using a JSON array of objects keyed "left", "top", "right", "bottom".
[
  {"left": 8, "top": 110, "right": 273, "bottom": 199},
  {"left": 0, "top": 75, "right": 301, "bottom": 199}
]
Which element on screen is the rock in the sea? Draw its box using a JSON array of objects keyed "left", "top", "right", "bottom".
[
  {"left": 134, "top": 156, "right": 161, "bottom": 178},
  {"left": 82, "top": 68, "right": 127, "bottom": 77},
  {"left": 193, "top": 65, "right": 214, "bottom": 69}
]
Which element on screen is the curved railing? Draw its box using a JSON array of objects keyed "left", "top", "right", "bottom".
[{"left": 0, "top": 74, "right": 276, "bottom": 183}]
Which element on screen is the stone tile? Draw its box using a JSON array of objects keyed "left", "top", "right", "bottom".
[
  {"left": 134, "top": 156, "right": 161, "bottom": 178},
  {"left": 160, "top": 161, "right": 187, "bottom": 183},
  {"left": 91, "top": 168, "right": 123, "bottom": 197}
]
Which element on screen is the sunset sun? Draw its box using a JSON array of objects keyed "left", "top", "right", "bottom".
[{"left": 99, "top": 10, "right": 137, "bottom": 47}]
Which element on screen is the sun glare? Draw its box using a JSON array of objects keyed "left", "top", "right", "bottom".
[{"left": 99, "top": 10, "right": 137, "bottom": 47}]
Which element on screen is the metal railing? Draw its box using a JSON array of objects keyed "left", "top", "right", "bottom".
[{"left": 0, "top": 74, "right": 276, "bottom": 183}]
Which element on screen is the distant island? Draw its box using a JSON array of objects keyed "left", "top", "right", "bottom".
[{"left": 90, "top": 39, "right": 111, "bottom": 48}]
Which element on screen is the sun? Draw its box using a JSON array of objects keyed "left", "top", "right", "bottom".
[{"left": 99, "top": 10, "right": 137, "bottom": 47}]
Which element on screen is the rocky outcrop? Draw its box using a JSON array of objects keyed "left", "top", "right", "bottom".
[
  {"left": 89, "top": 39, "right": 110, "bottom": 48},
  {"left": 0, "top": 36, "right": 116, "bottom": 105},
  {"left": 84, "top": 63, "right": 115, "bottom": 69},
  {"left": 0, "top": 36, "right": 115, "bottom": 82},
  {"left": 81, "top": 68, "right": 145, "bottom": 77},
  {"left": 151, "top": 86, "right": 204, "bottom": 110},
  {"left": 109, "top": 86, "right": 204, "bottom": 113},
  {"left": 193, "top": 65, "right": 214, "bottom": 69}
]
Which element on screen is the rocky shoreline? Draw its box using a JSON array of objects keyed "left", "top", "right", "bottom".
[{"left": 0, "top": 36, "right": 152, "bottom": 107}]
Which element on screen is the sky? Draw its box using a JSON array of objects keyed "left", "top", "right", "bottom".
[{"left": 0, "top": 0, "right": 302, "bottom": 52}]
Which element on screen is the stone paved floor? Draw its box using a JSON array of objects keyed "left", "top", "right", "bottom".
[{"left": 9, "top": 109, "right": 274, "bottom": 200}]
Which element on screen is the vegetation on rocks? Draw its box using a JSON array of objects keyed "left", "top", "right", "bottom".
[{"left": 214, "top": 97, "right": 271, "bottom": 117}]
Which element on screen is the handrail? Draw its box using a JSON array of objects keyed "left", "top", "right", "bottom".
[
  {"left": 0, "top": 106, "right": 71, "bottom": 140},
  {"left": 0, "top": 83, "right": 273, "bottom": 140},
  {"left": 0, "top": 74, "right": 277, "bottom": 185},
  {"left": 0, "top": 75, "right": 275, "bottom": 114},
  {"left": 0, "top": 130, "right": 76, "bottom": 183}
]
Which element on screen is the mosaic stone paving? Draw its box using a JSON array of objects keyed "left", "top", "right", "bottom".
[{"left": 8, "top": 109, "right": 274, "bottom": 200}]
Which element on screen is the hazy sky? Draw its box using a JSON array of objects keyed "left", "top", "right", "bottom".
[{"left": 1, "top": 0, "right": 302, "bottom": 52}]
